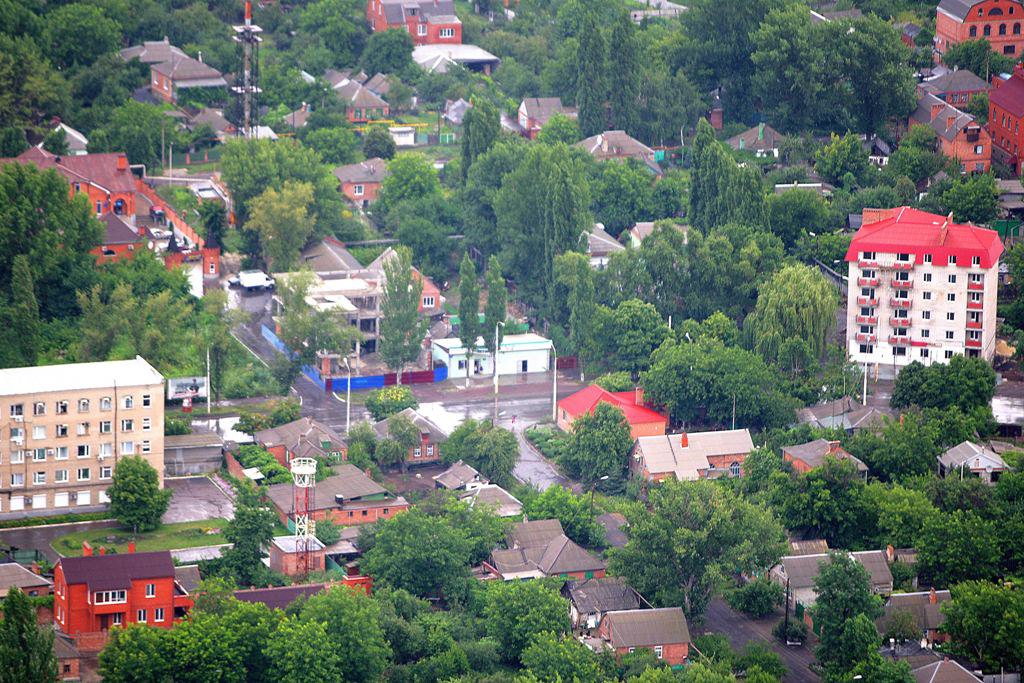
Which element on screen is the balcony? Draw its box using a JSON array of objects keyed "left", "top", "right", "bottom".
[
  {"left": 855, "top": 333, "right": 877, "bottom": 343},
  {"left": 858, "top": 277, "right": 880, "bottom": 287},
  {"left": 855, "top": 315, "right": 878, "bottom": 325},
  {"left": 890, "top": 299, "right": 911, "bottom": 309},
  {"left": 966, "top": 338, "right": 982, "bottom": 349},
  {"left": 858, "top": 259, "right": 879, "bottom": 268},
  {"left": 967, "top": 300, "right": 984, "bottom": 310},
  {"left": 892, "top": 261, "right": 914, "bottom": 271},
  {"left": 966, "top": 320, "right": 983, "bottom": 330},
  {"left": 891, "top": 279, "right": 913, "bottom": 289},
  {"left": 889, "top": 317, "right": 912, "bottom": 328},
  {"left": 888, "top": 336, "right": 912, "bottom": 346},
  {"left": 856, "top": 296, "right": 879, "bottom": 307},
  {"left": 967, "top": 280, "right": 984, "bottom": 291}
]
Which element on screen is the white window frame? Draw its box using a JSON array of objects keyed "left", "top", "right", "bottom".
[
  {"left": 440, "top": 27, "right": 455, "bottom": 38},
  {"left": 417, "top": 23, "right": 427, "bottom": 36},
  {"left": 146, "top": 583, "right": 155, "bottom": 598},
  {"left": 56, "top": 446, "right": 68, "bottom": 460},
  {"left": 100, "top": 421, "right": 111, "bottom": 434},
  {"left": 77, "top": 468, "right": 90, "bottom": 482},
  {"left": 423, "top": 295, "right": 435, "bottom": 308},
  {"left": 141, "top": 440, "right": 150, "bottom": 454},
  {"left": 154, "top": 607, "right": 165, "bottom": 622},
  {"left": 121, "top": 441, "right": 135, "bottom": 456},
  {"left": 55, "top": 470, "right": 68, "bottom": 483},
  {"left": 33, "top": 471, "right": 46, "bottom": 485},
  {"left": 10, "top": 450, "right": 23, "bottom": 464},
  {"left": 121, "top": 419, "right": 134, "bottom": 432},
  {"left": 353, "top": 184, "right": 364, "bottom": 196},
  {"left": 122, "top": 396, "right": 133, "bottom": 409},
  {"left": 77, "top": 444, "right": 90, "bottom": 458},
  {"left": 32, "top": 425, "right": 46, "bottom": 440},
  {"left": 142, "top": 417, "right": 151, "bottom": 432},
  {"left": 100, "top": 397, "right": 112, "bottom": 411},
  {"left": 142, "top": 394, "right": 151, "bottom": 408},
  {"left": 95, "top": 590, "right": 127, "bottom": 605},
  {"left": 100, "top": 466, "right": 113, "bottom": 480},
  {"left": 11, "top": 473, "right": 24, "bottom": 488},
  {"left": 137, "top": 609, "right": 146, "bottom": 623}
]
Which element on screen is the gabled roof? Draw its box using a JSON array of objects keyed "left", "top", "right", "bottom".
[
  {"left": 566, "top": 577, "right": 642, "bottom": 614},
  {"left": 725, "top": 123, "right": 783, "bottom": 152},
  {"left": 459, "top": 484, "right": 523, "bottom": 517},
  {"left": 51, "top": 122, "right": 88, "bottom": 153},
  {"left": 558, "top": 385, "right": 667, "bottom": 427},
  {"left": 938, "top": 441, "right": 1010, "bottom": 471},
  {"left": 444, "top": 98, "right": 471, "bottom": 125},
  {"left": 635, "top": 430, "right": 754, "bottom": 480},
  {"left": 151, "top": 55, "right": 225, "bottom": 84},
  {"left": 433, "top": 460, "right": 486, "bottom": 489},
  {"left": 334, "top": 80, "right": 388, "bottom": 109},
  {"left": 845, "top": 207, "right": 1003, "bottom": 269},
  {"left": 58, "top": 551, "right": 176, "bottom": 591},
  {"left": 333, "top": 158, "right": 388, "bottom": 185},
  {"left": 1, "top": 147, "right": 136, "bottom": 194},
  {"left": 989, "top": 68, "right": 1024, "bottom": 116},
  {"left": 191, "top": 107, "right": 234, "bottom": 134},
  {"left": 912, "top": 659, "right": 982, "bottom": 683},
  {"left": 520, "top": 97, "right": 577, "bottom": 125},
  {"left": 782, "top": 438, "right": 868, "bottom": 473},
  {"left": 300, "top": 237, "right": 365, "bottom": 274},
  {"left": 101, "top": 213, "right": 143, "bottom": 246},
  {"left": 373, "top": 407, "right": 450, "bottom": 442},
  {"left": 491, "top": 533, "right": 605, "bottom": 576},
  {"left": 878, "top": 590, "right": 952, "bottom": 634},
  {"left": 324, "top": 69, "right": 367, "bottom": 88},
  {"left": 508, "top": 519, "right": 565, "bottom": 549},
  {"left": 173, "top": 564, "right": 202, "bottom": 593},
  {"left": 120, "top": 38, "right": 187, "bottom": 64},
  {"left": 587, "top": 225, "right": 625, "bottom": 258},
  {"left": 601, "top": 608, "right": 690, "bottom": 648},
  {"left": 937, "top": 0, "right": 985, "bottom": 23},
  {"left": 910, "top": 94, "right": 980, "bottom": 143},
  {"left": 0, "top": 563, "right": 52, "bottom": 596},
  {"left": 364, "top": 73, "right": 392, "bottom": 97},
  {"left": 265, "top": 463, "right": 395, "bottom": 514},
  {"left": 773, "top": 551, "right": 893, "bottom": 592},
  {"left": 255, "top": 417, "right": 346, "bottom": 459},
  {"left": 576, "top": 131, "right": 661, "bottom": 174},
  {"left": 234, "top": 583, "right": 327, "bottom": 610},
  {"left": 920, "top": 69, "right": 989, "bottom": 95}
]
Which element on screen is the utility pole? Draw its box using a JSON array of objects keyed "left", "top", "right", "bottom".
[
  {"left": 206, "top": 346, "right": 211, "bottom": 416},
  {"left": 232, "top": 0, "right": 263, "bottom": 138},
  {"left": 551, "top": 345, "right": 557, "bottom": 422},
  {"left": 343, "top": 357, "right": 352, "bottom": 434},
  {"left": 492, "top": 321, "right": 504, "bottom": 423}
]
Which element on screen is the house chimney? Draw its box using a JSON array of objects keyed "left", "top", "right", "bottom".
[
  {"left": 886, "top": 544, "right": 895, "bottom": 562},
  {"left": 82, "top": 542, "right": 93, "bottom": 557},
  {"left": 128, "top": 541, "right": 136, "bottom": 554},
  {"left": 680, "top": 433, "right": 688, "bottom": 448},
  {"left": 117, "top": 155, "right": 128, "bottom": 171},
  {"left": 98, "top": 546, "right": 106, "bottom": 556},
  {"left": 634, "top": 387, "right": 644, "bottom": 406},
  {"left": 946, "top": 115, "right": 956, "bottom": 131},
  {"left": 930, "top": 102, "right": 944, "bottom": 121},
  {"left": 197, "top": 51, "right": 203, "bottom": 63},
  {"left": 929, "top": 587, "right": 938, "bottom": 604},
  {"left": 827, "top": 440, "right": 841, "bottom": 454}
]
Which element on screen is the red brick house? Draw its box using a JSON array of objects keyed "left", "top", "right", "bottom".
[
  {"left": 486, "top": 519, "right": 606, "bottom": 581},
  {"left": 367, "top": 0, "right": 462, "bottom": 44},
  {"left": 918, "top": 69, "right": 990, "bottom": 108},
  {"left": 255, "top": 417, "right": 348, "bottom": 467},
  {"left": 909, "top": 94, "right": 991, "bottom": 173},
  {"left": 517, "top": 98, "right": 578, "bottom": 139},
  {"left": 53, "top": 548, "right": 193, "bottom": 647},
  {"left": 334, "top": 79, "right": 390, "bottom": 124},
  {"left": 150, "top": 55, "right": 227, "bottom": 104},
  {"left": 557, "top": 386, "right": 668, "bottom": 440},
  {"left": 372, "top": 407, "right": 448, "bottom": 466},
  {"left": 782, "top": 438, "right": 869, "bottom": 476},
  {"left": 269, "top": 536, "right": 326, "bottom": 576},
  {"left": 632, "top": 430, "right": 754, "bottom": 482},
  {"left": 93, "top": 213, "right": 145, "bottom": 264},
  {"left": 333, "top": 157, "right": 388, "bottom": 207},
  {"left": 936, "top": 0, "right": 1024, "bottom": 60},
  {"left": 596, "top": 608, "right": 690, "bottom": 667},
  {"left": 265, "top": 463, "right": 408, "bottom": 528},
  {"left": 989, "top": 64, "right": 1024, "bottom": 172}
]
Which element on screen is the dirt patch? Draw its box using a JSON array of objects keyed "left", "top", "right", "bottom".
[{"left": 381, "top": 463, "right": 449, "bottom": 495}]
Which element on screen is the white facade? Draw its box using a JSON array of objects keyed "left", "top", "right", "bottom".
[
  {"left": 846, "top": 248, "right": 999, "bottom": 373},
  {"left": 432, "top": 333, "right": 553, "bottom": 380}
]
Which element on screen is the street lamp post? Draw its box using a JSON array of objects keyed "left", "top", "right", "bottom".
[
  {"left": 343, "top": 356, "right": 352, "bottom": 435},
  {"left": 551, "top": 344, "right": 557, "bottom": 422},
  {"left": 589, "top": 475, "right": 610, "bottom": 516},
  {"left": 493, "top": 321, "right": 504, "bottom": 423}
]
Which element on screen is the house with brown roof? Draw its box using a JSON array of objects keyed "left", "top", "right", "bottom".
[
  {"left": 150, "top": 55, "right": 227, "bottom": 104},
  {"left": 0, "top": 563, "right": 52, "bottom": 598},
  {"left": 487, "top": 519, "right": 606, "bottom": 580},
  {"left": 576, "top": 131, "right": 662, "bottom": 175},
  {"left": 795, "top": 397, "right": 892, "bottom": 433},
  {"left": 459, "top": 484, "right": 523, "bottom": 518},
  {"left": 782, "top": 439, "right": 868, "bottom": 476},
  {"left": 586, "top": 224, "right": 625, "bottom": 269},
  {"left": 563, "top": 577, "right": 645, "bottom": 630},
  {"left": 190, "top": 107, "right": 236, "bottom": 142},
  {"left": 333, "top": 158, "right": 389, "bottom": 206},
  {"left": 333, "top": 79, "right": 390, "bottom": 124},
  {"left": 517, "top": 98, "right": 578, "bottom": 139},
  {"left": 632, "top": 430, "right": 754, "bottom": 482},
  {"left": 255, "top": 417, "right": 347, "bottom": 467},
  {"left": 265, "top": 463, "right": 409, "bottom": 528},
  {"left": 911, "top": 658, "right": 982, "bottom": 683},
  {"left": 120, "top": 38, "right": 187, "bottom": 65},
  {"left": 769, "top": 551, "right": 893, "bottom": 625},
  {"left": 433, "top": 460, "right": 487, "bottom": 491},
  {"left": 627, "top": 221, "right": 688, "bottom": 249},
  {"left": 909, "top": 94, "right": 990, "bottom": 173},
  {"left": 938, "top": 441, "right": 1011, "bottom": 484},
  {"left": 726, "top": 123, "right": 783, "bottom": 158},
  {"left": 364, "top": 73, "right": 393, "bottom": 98},
  {"left": 877, "top": 588, "right": 952, "bottom": 645},
  {"left": 596, "top": 608, "right": 690, "bottom": 667},
  {"left": 373, "top": 407, "right": 450, "bottom": 466},
  {"left": 918, "top": 69, "right": 990, "bottom": 108}
]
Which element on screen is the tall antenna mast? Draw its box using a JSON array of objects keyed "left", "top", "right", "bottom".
[
  {"left": 232, "top": 0, "right": 263, "bottom": 138},
  {"left": 290, "top": 457, "right": 317, "bottom": 578}
]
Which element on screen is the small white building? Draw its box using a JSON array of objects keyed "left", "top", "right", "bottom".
[
  {"left": 431, "top": 333, "right": 553, "bottom": 379},
  {"left": 389, "top": 126, "right": 416, "bottom": 147}
]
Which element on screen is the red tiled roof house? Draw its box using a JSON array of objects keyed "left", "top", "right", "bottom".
[{"left": 557, "top": 386, "right": 667, "bottom": 439}]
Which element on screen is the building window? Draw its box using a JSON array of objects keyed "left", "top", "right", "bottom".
[
  {"left": 32, "top": 426, "right": 45, "bottom": 440},
  {"left": 923, "top": 273, "right": 932, "bottom": 282},
  {"left": 100, "top": 466, "right": 112, "bottom": 479},
  {"left": 56, "top": 424, "right": 68, "bottom": 438},
  {"left": 413, "top": 446, "right": 422, "bottom": 458},
  {"left": 55, "top": 470, "right": 68, "bottom": 483},
  {"left": 922, "top": 310, "right": 931, "bottom": 320},
  {"left": 77, "top": 445, "right": 90, "bottom": 458},
  {"left": 77, "top": 468, "right": 90, "bottom": 481},
  {"left": 112, "top": 613, "right": 123, "bottom": 626},
  {"left": 353, "top": 184, "right": 364, "bottom": 196},
  {"left": 142, "top": 394, "right": 151, "bottom": 408},
  {"left": 101, "top": 397, "right": 112, "bottom": 411},
  {"left": 141, "top": 440, "right": 150, "bottom": 454},
  {"left": 33, "top": 449, "right": 45, "bottom": 462},
  {"left": 95, "top": 590, "right": 127, "bottom": 604},
  {"left": 10, "top": 473, "right": 23, "bottom": 488},
  {"left": 56, "top": 400, "right": 68, "bottom": 415},
  {"left": 33, "top": 472, "right": 45, "bottom": 485},
  {"left": 654, "top": 646, "right": 664, "bottom": 660},
  {"left": 945, "top": 331, "right": 955, "bottom": 340},
  {"left": 146, "top": 583, "right": 155, "bottom": 598},
  {"left": 922, "top": 329, "right": 930, "bottom": 338},
  {"left": 10, "top": 451, "right": 23, "bottom": 464},
  {"left": 77, "top": 423, "right": 89, "bottom": 436},
  {"left": 142, "top": 417, "right": 151, "bottom": 432},
  {"left": 972, "top": 256, "right": 981, "bottom": 266},
  {"left": 949, "top": 255, "right": 957, "bottom": 266},
  {"left": 100, "top": 443, "right": 112, "bottom": 457},
  {"left": 945, "top": 350, "right": 955, "bottom": 359},
  {"left": 417, "top": 23, "right": 427, "bottom": 36},
  {"left": 155, "top": 608, "right": 165, "bottom": 622},
  {"left": 427, "top": 444, "right": 434, "bottom": 456},
  {"left": 923, "top": 291, "right": 932, "bottom": 300},
  {"left": 921, "top": 349, "right": 930, "bottom": 358},
  {"left": 121, "top": 419, "right": 133, "bottom": 432},
  {"left": 10, "top": 427, "right": 24, "bottom": 443},
  {"left": 985, "top": 24, "right": 992, "bottom": 36},
  {"left": 121, "top": 441, "right": 135, "bottom": 456},
  {"left": 78, "top": 399, "right": 89, "bottom": 413},
  {"left": 1015, "top": 22, "right": 1021, "bottom": 34},
  {"left": 123, "top": 396, "right": 133, "bottom": 409},
  {"left": 440, "top": 27, "right": 455, "bottom": 38},
  {"left": 949, "top": 274, "right": 957, "bottom": 284},
  {"left": 32, "top": 402, "right": 45, "bottom": 416},
  {"left": 100, "top": 421, "right": 111, "bottom": 434},
  {"left": 137, "top": 609, "right": 146, "bottom": 623},
  {"left": 970, "top": 25, "right": 978, "bottom": 36},
  {"left": 947, "top": 293, "right": 956, "bottom": 302}
]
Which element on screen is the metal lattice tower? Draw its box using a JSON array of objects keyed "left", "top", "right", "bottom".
[
  {"left": 290, "top": 457, "right": 317, "bottom": 577},
  {"left": 232, "top": 0, "right": 262, "bottom": 138}
]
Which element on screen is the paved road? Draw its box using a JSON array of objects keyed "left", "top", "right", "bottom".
[
  {"left": 0, "top": 520, "right": 118, "bottom": 563},
  {"left": 702, "top": 599, "right": 819, "bottom": 683}
]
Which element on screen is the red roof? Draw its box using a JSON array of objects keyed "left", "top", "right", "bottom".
[
  {"left": 558, "top": 385, "right": 666, "bottom": 426},
  {"left": 844, "top": 206, "right": 1003, "bottom": 268},
  {"left": 990, "top": 69, "right": 1024, "bottom": 116},
  {"left": 0, "top": 148, "right": 136, "bottom": 195}
]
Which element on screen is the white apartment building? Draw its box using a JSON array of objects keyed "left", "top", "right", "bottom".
[
  {"left": 0, "top": 357, "right": 164, "bottom": 517},
  {"left": 845, "top": 207, "right": 1003, "bottom": 374}
]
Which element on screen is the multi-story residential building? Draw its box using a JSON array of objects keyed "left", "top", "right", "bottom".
[
  {"left": 936, "top": 0, "right": 1024, "bottom": 59},
  {"left": 0, "top": 357, "right": 165, "bottom": 517},
  {"left": 845, "top": 207, "right": 1003, "bottom": 374},
  {"left": 53, "top": 548, "right": 193, "bottom": 644},
  {"left": 366, "top": 0, "right": 462, "bottom": 45},
  {"left": 909, "top": 94, "right": 991, "bottom": 173},
  {"left": 988, "top": 64, "right": 1024, "bottom": 173}
]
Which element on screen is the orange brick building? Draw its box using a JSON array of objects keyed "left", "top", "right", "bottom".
[
  {"left": 597, "top": 608, "right": 690, "bottom": 667},
  {"left": 265, "top": 463, "right": 408, "bottom": 528},
  {"left": 936, "top": 0, "right": 1024, "bottom": 59},
  {"left": 372, "top": 408, "right": 448, "bottom": 466},
  {"left": 333, "top": 158, "right": 388, "bottom": 207},
  {"left": 910, "top": 94, "right": 991, "bottom": 173},
  {"left": 557, "top": 386, "right": 667, "bottom": 439},
  {"left": 367, "top": 0, "right": 462, "bottom": 44},
  {"left": 1, "top": 147, "right": 137, "bottom": 218}
]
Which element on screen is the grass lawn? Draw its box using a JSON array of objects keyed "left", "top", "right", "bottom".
[{"left": 52, "top": 519, "right": 230, "bottom": 557}]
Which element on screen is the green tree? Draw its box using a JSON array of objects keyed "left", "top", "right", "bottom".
[
  {"left": 609, "top": 299, "right": 669, "bottom": 377},
  {"left": 378, "top": 153, "right": 441, "bottom": 215},
  {"left": 44, "top": 4, "right": 120, "bottom": 69},
  {"left": 297, "top": 586, "right": 390, "bottom": 683},
  {"left": 303, "top": 127, "right": 359, "bottom": 165},
  {"left": 890, "top": 357, "right": 995, "bottom": 412},
  {"left": 90, "top": 101, "right": 172, "bottom": 169},
  {"left": 442, "top": 419, "right": 518, "bottom": 488},
  {"left": 276, "top": 271, "right": 361, "bottom": 367},
  {"left": 219, "top": 488, "right": 277, "bottom": 587},
  {"left": 776, "top": 457, "right": 873, "bottom": 549},
  {"left": 457, "top": 254, "right": 481, "bottom": 388},
  {"left": 523, "top": 485, "right": 605, "bottom": 548},
  {"left": 942, "top": 580, "right": 1024, "bottom": 671},
  {"left": 42, "top": 128, "right": 69, "bottom": 156},
  {"left": 198, "top": 201, "right": 227, "bottom": 247},
  {"left": 0, "top": 36, "right": 69, "bottom": 137},
  {"left": 6, "top": 255, "right": 39, "bottom": 367},
  {"left": 726, "top": 577, "right": 783, "bottom": 618},
  {"left": 816, "top": 132, "right": 871, "bottom": 187},
  {"left": 610, "top": 480, "right": 786, "bottom": 622},
  {"left": 267, "top": 617, "right": 342, "bottom": 683},
  {"left": 363, "top": 125, "right": 396, "bottom": 160},
  {"left": 483, "top": 256, "right": 508, "bottom": 357},
  {"left": 607, "top": 14, "right": 639, "bottom": 135},
  {"left": 744, "top": 264, "right": 837, "bottom": 365},
  {"left": 917, "top": 510, "right": 1000, "bottom": 587},
  {"left": 848, "top": 654, "right": 915, "bottom": 683},
  {"left": 248, "top": 180, "right": 315, "bottom": 271},
  {"left": 829, "top": 613, "right": 883, "bottom": 678},
  {"left": 99, "top": 624, "right": 173, "bottom": 683},
  {"left": 845, "top": 412, "right": 941, "bottom": 482},
  {"left": 536, "top": 113, "right": 581, "bottom": 145},
  {"left": 593, "top": 160, "right": 655, "bottom": 238},
  {"left": 296, "top": 0, "right": 367, "bottom": 70},
  {"left": 365, "top": 385, "right": 418, "bottom": 420},
  {"left": 766, "top": 189, "right": 829, "bottom": 250},
  {"left": 485, "top": 580, "right": 570, "bottom": 663},
  {"left": 575, "top": 13, "right": 607, "bottom": 137},
  {"left": 520, "top": 631, "right": 601, "bottom": 683},
  {"left": 378, "top": 247, "right": 428, "bottom": 379},
  {"left": 0, "top": 588, "right": 56, "bottom": 683},
  {"left": 750, "top": 3, "right": 822, "bottom": 131},
  {"left": 942, "top": 39, "right": 1015, "bottom": 79},
  {"left": 461, "top": 97, "right": 500, "bottom": 180},
  {"left": 887, "top": 124, "right": 946, "bottom": 184},
  {"left": 941, "top": 173, "right": 998, "bottom": 225},
  {"left": 554, "top": 252, "right": 598, "bottom": 373},
  {"left": 361, "top": 29, "right": 414, "bottom": 75},
  {"left": 108, "top": 456, "right": 172, "bottom": 533},
  {"left": 812, "top": 553, "right": 883, "bottom": 673},
  {"left": 561, "top": 403, "right": 634, "bottom": 491},
  {"left": 0, "top": 127, "right": 28, "bottom": 157}
]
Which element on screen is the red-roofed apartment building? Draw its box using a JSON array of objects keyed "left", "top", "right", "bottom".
[
  {"left": 845, "top": 207, "right": 1003, "bottom": 373},
  {"left": 557, "top": 386, "right": 668, "bottom": 439},
  {"left": 53, "top": 547, "right": 193, "bottom": 650},
  {"left": 367, "top": 0, "right": 462, "bottom": 44},
  {"left": 988, "top": 63, "right": 1024, "bottom": 172},
  {"left": 936, "top": 0, "right": 1024, "bottom": 59}
]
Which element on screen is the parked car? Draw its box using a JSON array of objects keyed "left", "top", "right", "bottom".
[{"left": 228, "top": 270, "right": 275, "bottom": 291}]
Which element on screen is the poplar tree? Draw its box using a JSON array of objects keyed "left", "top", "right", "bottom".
[
  {"left": 378, "top": 247, "right": 428, "bottom": 382},
  {"left": 460, "top": 97, "right": 499, "bottom": 180},
  {"left": 543, "top": 157, "right": 591, "bottom": 308},
  {"left": 0, "top": 588, "right": 56, "bottom": 683},
  {"left": 607, "top": 14, "right": 639, "bottom": 135},
  {"left": 575, "top": 14, "right": 607, "bottom": 137},
  {"left": 8, "top": 255, "right": 38, "bottom": 367},
  {"left": 457, "top": 253, "right": 480, "bottom": 386},
  {"left": 483, "top": 256, "right": 507, "bottom": 356}
]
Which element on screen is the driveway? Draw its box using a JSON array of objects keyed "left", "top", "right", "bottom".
[
  {"left": 701, "top": 598, "right": 819, "bottom": 682},
  {"left": 0, "top": 520, "right": 118, "bottom": 563},
  {"left": 162, "top": 477, "right": 235, "bottom": 524}
]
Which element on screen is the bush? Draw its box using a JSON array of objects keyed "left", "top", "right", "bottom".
[
  {"left": 772, "top": 617, "right": 807, "bottom": 644},
  {"left": 726, "top": 577, "right": 784, "bottom": 618},
  {"left": 366, "top": 385, "right": 418, "bottom": 420},
  {"left": 594, "top": 372, "right": 633, "bottom": 392},
  {"left": 164, "top": 414, "right": 192, "bottom": 436},
  {"left": 233, "top": 444, "right": 291, "bottom": 485},
  {"left": 269, "top": 398, "right": 300, "bottom": 426},
  {"left": 315, "top": 520, "right": 342, "bottom": 545}
]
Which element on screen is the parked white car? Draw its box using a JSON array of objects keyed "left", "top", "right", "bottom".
[{"left": 228, "top": 270, "right": 275, "bottom": 291}]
